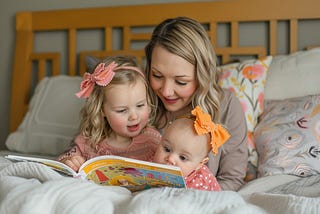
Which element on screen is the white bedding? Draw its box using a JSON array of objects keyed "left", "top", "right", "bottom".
[
  {"left": 239, "top": 175, "right": 320, "bottom": 214},
  {"left": 0, "top": 157, "right": 319, "bottom": 214}
]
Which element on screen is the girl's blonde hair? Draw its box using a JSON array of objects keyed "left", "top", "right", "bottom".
[
  {"left": 145, "top": 17, "right": 223, "bottom": 129},
  {"left": 79, "top": 55, "right": 156, "bottom": 146}
]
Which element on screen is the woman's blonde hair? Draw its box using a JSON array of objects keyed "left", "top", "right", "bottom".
[
  {"left": 79, "top": 55, "right": 156, "bottom": 146},
  {"left": 145, "top": 17, "right": 223, "bottom": 129}
]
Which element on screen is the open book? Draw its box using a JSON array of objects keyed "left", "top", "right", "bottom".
[{"left": 5, "top": 155, "right": 186, "bottom": 192}]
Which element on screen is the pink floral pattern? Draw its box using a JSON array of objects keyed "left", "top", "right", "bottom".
[
  {"left": 218, "top": 56, "right": 273, "bottom": 181},
  {"left": 218, "top": 56, "right": 272, "bottom": 132}
]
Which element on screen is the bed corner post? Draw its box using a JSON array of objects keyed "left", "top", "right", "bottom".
[{"left": 10, "top": 12, "right": 34, "bottom": 132}]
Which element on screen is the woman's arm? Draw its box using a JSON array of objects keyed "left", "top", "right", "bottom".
[{"left": 208, "top": 89, "right": 248, "bottom": 191}]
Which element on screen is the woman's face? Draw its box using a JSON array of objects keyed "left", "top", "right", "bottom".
[{"left": 149, "top": 45, "right": 197, "bottom": 112}]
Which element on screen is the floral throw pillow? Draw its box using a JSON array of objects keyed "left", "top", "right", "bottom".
[
  {"left": 218, "top": 56, "right": 273, "bottom": 181},
  {"left": 254, "top": 94, "right": 320, "bottom": 177}
]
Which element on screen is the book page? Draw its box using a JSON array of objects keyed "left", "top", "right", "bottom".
[
  {"left": 5, "top": 155, "right": 76, "bottom": 177},
  {"left": 78, "top": 155, "right": 185, "bottom": 192}
]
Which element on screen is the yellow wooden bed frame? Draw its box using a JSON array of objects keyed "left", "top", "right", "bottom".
[{"left": 10, "top": 0, "right": 320, "bottom": 132}]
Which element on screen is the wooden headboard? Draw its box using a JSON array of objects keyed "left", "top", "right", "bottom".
[{"left": 10, "top": 0, "right": 320, "bottom": 132}]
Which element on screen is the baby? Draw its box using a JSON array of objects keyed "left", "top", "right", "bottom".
[{"left": 153, "top": 106, "right": 230, "bottom": 191}]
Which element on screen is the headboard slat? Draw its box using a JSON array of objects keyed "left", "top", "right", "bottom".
[
  {"left": 37, "top": 60, "right": 46, "bottom": 80},
  {"left": 208, "top": 22, "right": 217, "bottom": 48},
  {"left": 123, "top": 26, "right": 131, "bottom": 50},
  {"left": 269, "top": 21, "right": 278, "bottom": 56},
  {"left": 68, "top": 29, "right": 76, "bottom": 76},
  {"left": 104, "top": 27, "right": 112, "bottom": 51},
  {"left": 290, "top": 19, "right": 298, "bottom": 53},
  {"left": 231, "top": 22, "right": 239, "bottom": 48},
  {"left": 216, "top": 47, "right": 266, "bottom": 64},
  {"left": 131, "top": 33, "right": 152, "bottom": 41}
]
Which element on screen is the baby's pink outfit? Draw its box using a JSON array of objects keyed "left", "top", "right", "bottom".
[
  {"left": 185, "top": 165, "right": 221, "bottom": 191},
  {"left": 57, "top": 127, "right": 161, "bottom": 162}
]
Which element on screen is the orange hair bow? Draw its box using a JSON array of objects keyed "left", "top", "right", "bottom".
[
  {"left": 76, "top": 62, "right": 117, "bottom": 98},
  {"left": 191, "top": 106, "right": 230, "bottom": 155}
]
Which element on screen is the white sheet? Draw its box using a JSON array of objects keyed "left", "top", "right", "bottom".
[
  {"left": 0, "top": 159, "right": 131, "bottom": 214},
  {"left": 1, "top": 157, "right": 319, "bottom": 214},
  {"left": 239, "top": 174, "right": 320, "bottom": 214}
]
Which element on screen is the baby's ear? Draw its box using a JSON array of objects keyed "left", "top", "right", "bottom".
[{"left": 85, "top": 55, "right": 100, "bottom": 72}]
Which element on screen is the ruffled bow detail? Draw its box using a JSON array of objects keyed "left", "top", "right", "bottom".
[
  {"left": 76, "top": 62, "right": 118, "bottom": 98},
  {"left": 191, "top": 106, "right": 230, "bottom": 155}
]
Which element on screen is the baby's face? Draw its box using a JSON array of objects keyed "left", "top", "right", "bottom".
[{"left": 153, "top": 118, "right": 209, "bottom": 177}]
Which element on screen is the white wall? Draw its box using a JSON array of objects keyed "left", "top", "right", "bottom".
[{"left": 0, "top": 0, "right": 216, "bottom": 149}]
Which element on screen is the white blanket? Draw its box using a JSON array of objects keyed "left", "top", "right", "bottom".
[{"left": 0, "top": 157, "right": 319, "bottom": 214}]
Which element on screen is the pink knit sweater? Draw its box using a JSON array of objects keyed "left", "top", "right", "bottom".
[{"left": 57, "top": 127, "right": 161, "bottom": 162}]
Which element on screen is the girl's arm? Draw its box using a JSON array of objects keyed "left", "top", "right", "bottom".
[{"left": 57, "top": 135, "right": 87, "bottom": 171}]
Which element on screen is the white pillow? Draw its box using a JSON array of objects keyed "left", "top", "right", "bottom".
[
  {"left": 6, "top": 75, "right": 85, "bottom": 156},
  {"left": 264, "top": 48, "right": 320, "bottom": 100}
]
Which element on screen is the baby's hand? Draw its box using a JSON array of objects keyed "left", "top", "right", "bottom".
[{"left": 62, "top": 156, "right": 86, "bottom": 172}]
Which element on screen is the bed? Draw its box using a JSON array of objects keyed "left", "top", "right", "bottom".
[{"left": 1, "top": 0, "right": 320, "bottom": 213}]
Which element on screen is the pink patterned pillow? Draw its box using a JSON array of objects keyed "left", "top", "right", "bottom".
[{"left": 218, "top": 56, "right": 273, "bottom": 181}]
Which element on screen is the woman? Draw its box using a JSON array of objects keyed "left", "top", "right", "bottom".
[{"left": 145, "top": 17, "right": 248, "bottom": 191}]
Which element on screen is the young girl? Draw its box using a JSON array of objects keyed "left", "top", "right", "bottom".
[
  {"left": 153, "top": 106, "right": 230, "bottom": 191},
  {"left": 58, "top": 56, "right": 161, "bottom": 172}
]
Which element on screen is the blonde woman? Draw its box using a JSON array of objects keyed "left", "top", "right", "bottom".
[{"left": 145, "top": 17, "right": 248, "bottom": 191}]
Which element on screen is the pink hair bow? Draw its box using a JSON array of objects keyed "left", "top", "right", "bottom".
[{"left": 76, "top": 62, "right": 118, "bottom": 98}]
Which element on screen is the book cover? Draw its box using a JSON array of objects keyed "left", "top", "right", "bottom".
[
  {"left": 5, "top": 155, "right": 77, "bottom": 177},
  {"left": 5, "top": 155, "right": 186, "bottom": 192}
]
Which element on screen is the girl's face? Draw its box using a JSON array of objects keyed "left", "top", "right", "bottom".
[
  {"left": 153, "top": 119, "right": 208, "bottom": 177},
  {"left": 102, "top": 80, "right": 150, "bottom": 139},
  {"left": 149, "top": 45, "right": 197, "bottom": 113}
]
